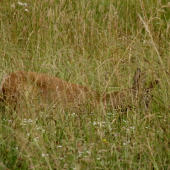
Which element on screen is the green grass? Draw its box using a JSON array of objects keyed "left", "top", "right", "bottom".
[{"left": 0, "top": 0, "right": 170, "bottom": 169}]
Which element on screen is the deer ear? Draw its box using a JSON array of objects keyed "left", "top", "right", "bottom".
[{"left": 133, "top": 68, "right": 142, "bottom": 89}]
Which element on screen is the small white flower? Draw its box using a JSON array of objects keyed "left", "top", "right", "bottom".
[
  {"left": 71, "top": 113, "right": 77, "bottom": 117},
  {"left": 33, "top": 137, "right": 39, "bottom": 141},
  {"left": 93, "top": 121, "right": 99, "bottom": 126},
  {"left": 85, "top": 150, "right": 90, "bottom": 154},
  {"left": 130, "top": 126, "right": 135, "bottom": 130},
  {"left": 42, "top": 153, "right": 49, "bottom": 157},
  {"left": 28, "top": 119, "right": 33, "bottom": 123},
  {"left": 57, "top": 145, "right": 62, "bottom": 148},
  {"left": 18, "top": 2, "right": 27, "bottom": 6},
  {"left": 11, "top": 3, "right": 15, "bottom": 8}
]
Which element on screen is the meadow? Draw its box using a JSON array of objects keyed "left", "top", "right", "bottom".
[{"left": 0, "top": 0, "right": 169, "bottom": 169}]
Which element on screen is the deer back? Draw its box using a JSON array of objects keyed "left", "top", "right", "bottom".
[{"left": 0, "top": 71, "right": 96, "bottom": 110}]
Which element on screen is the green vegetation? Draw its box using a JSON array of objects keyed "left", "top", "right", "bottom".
[{"left": 0, "top": 0, "right": 169, "bottom": 169}]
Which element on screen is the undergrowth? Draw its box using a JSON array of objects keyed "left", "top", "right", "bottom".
[{"left": 0, "top": 0, "right": 169, "bottom": 169}]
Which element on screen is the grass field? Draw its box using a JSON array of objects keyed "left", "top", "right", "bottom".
[{"left": 0, "top": 0, "right": 170, "bottom": 169}]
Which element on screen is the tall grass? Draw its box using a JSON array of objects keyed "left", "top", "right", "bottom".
[{"left": 0, "top": 0, "right": 169, "bottom": 169}]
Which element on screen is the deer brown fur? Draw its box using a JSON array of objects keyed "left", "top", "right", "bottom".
[{"left": 0, "top": 69, "right": 158, "bottom": 112}]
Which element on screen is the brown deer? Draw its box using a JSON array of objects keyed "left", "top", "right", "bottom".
[{"left": 0, "top": 68, "right": 158, "bottom": 113}]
